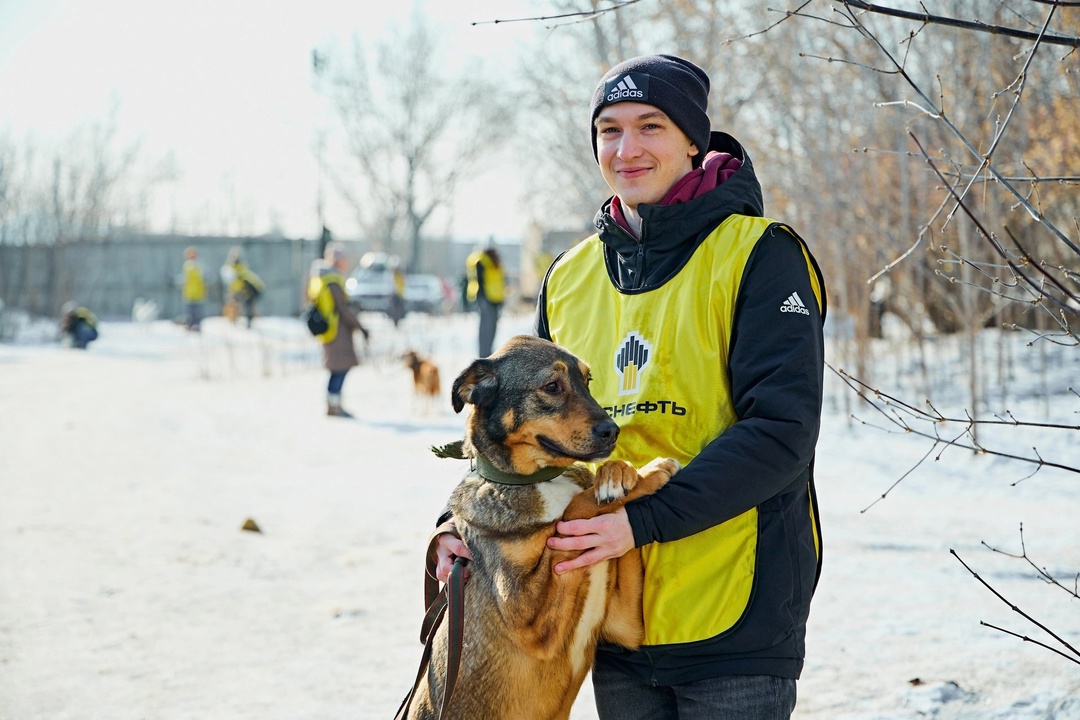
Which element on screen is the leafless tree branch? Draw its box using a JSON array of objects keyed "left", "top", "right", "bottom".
[
  {"left": 829, "top": 364, "right": 1080, "bottom": 485},
  {"left": 843, "top": 1, "right": 1080, "bottom": 47},
  {"left": 951, "top": 549, "right": 1080, "bottom": 665},
  {"left": 470, "top": 0, "right": 644, "bottom": 27},
  {"left": 982, "top": 523, "right": 1080, "bottom": 600}
]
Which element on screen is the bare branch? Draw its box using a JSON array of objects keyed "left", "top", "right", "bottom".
[
  {"left": 951, "top": 549, "right": 1080, "bottom": 664},
  {"left": 910, "top": 133, "right": 1080, "bottom": 321},
  {"left": 859, "top": 440, "right": 940, "bottom": 513},
  {"left": 830, "top": 3, "right": 1080, "bottom": 260},
  {"left": 726, "top": 2, "right": 813, "bottom": 42},
  {"left": 829, "top": 365, "right": 1080, "bottom": 482},
  {"left": 470, "top": 0, "right": 644, "bottom": 27},
  {"left": 842, "top": 1, "right": 1080, "bottom": 47},
  {"left": 982, "top": 524, "right": 1080, "bottom": 599}
]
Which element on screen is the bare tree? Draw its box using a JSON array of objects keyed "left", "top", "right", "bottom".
[
  {"left": 0, "top": 102, "right": 178, "bottom": 316},
  {"left": 768, "top": 0, "right": 1080, "bottom": 665},
  {"left": 313, "top": 9, "right": 517, "bottom": 272}
]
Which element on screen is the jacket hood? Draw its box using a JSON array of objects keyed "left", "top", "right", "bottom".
[{"left": 592, "top": 132, "right": 765, "bottom": 290}]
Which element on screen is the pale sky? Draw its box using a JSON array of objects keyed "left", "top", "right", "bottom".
[{"left": 0, "top": 0, "right": 538, "bottom": 242}]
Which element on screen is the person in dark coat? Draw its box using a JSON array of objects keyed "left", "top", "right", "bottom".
[
  {"left": 434, "top": 54, "right": 827, "bottom": 719},
  {"left": 59, "top": 301, "right": 99, "bottom": 349},
  {"left": 308, "top": 243, "right": 368, "bottom": 417}
]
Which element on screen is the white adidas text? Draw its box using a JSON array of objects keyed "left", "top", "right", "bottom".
[{"left": 780, "top": 291, "right": 810, "bottom": 315}]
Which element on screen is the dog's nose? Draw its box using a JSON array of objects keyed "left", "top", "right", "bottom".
[{"left": 593, "top": 420, "right": 619, "bottom": 443}]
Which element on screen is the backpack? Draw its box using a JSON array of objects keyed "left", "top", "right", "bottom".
[{"left": 302, "top": 303, "right": 329, "bottom": 336}]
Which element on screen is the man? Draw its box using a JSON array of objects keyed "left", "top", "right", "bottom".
[
  {"left": 436, "top": 54, "right": 826, "bottom": 718},
  {"left": 465, "top": 241, "right": 505, "bottom": 357},
  {"left": 180, "top": 246, "right": 207, "bottom": 332}
]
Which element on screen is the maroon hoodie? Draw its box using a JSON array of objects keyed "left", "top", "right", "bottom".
[{"left": 610, "top": 150, "right": 743, "bottom": 235}]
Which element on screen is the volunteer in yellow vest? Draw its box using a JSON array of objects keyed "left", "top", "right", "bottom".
[
  {"left": 389, "top": 258, "right": 406, "bottom": 327},
  {"left": 224, "top": 246, "right": 265, "bottom": 329},
  {"left": 308, "top": 242, "right": 368, "bottom": 418},
  {"left": 435, "top": 54, "right": 827, "bottom": 719},
  {"left": 180, "top": 246, "right": 207, "bottom": 332},
  {"left": 465, "top": 242, "right": 505, "bottom": 357}
]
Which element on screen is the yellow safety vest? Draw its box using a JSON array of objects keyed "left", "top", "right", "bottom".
[
  {"left": 466, "top": 251, "right": 505, "bottom": 304},
  {"left": 231, "top": 262, "right": 264, "bottom": 295},
  {"left": 308, "top": 272, "right": 344, "bottom": 344},
  {"left": 182, "top": 260, "right": 207, "bottom": 302},
  {"left": 545, "top": 214, "right": 823, "bottom": 646}
]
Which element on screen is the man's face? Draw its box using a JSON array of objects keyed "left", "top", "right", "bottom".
[{"left": 594, "top": 102, "right": 699, "bottom": 212}]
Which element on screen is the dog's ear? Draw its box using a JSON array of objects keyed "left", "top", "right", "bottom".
[{"left": 452, "top": 359, "right": 498, "bottom": 414}]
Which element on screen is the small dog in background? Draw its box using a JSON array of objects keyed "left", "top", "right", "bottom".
[
  {"left": 403, "top": 350, "right": 441, "bottom": 414},
  {"left": 222, "top": 298, "right": 241, "bottom": 324}
]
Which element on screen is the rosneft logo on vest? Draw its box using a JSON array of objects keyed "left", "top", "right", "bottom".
[
  {"left": 614, "top": 331, "right": 651, "bottom": 395},
  {"left": 607, "top": 331, "right": 686, "bottom": 419}
]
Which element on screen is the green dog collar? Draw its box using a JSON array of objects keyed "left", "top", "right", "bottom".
[
  {"left": 475, "top": 454, "right": 566, "bottom": 486},
  {"left": 431, "top": 440, "right": 566, "bottom": 486}
]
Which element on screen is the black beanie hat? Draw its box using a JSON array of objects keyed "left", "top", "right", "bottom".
[{"left": 590, "top": 54, "right": 711, "bottom": 166}]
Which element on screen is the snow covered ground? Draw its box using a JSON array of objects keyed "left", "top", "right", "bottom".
[{"left": 2, "top": 309, "right": 1078, "bottom": 719}]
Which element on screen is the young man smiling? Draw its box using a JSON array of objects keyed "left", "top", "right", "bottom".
[
  {"left": 437, "top": 54, "right": 827, "bottom": 719},
  {"left": 594, "top": 103, "right": 699, "bottom": 234}
]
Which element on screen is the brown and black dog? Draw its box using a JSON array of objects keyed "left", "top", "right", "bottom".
[
  {"left": 403, "top": 350, "right": 441, "bottom": 413},
  {"left": 404, "top": 334, "right": 678, "bottom": 720}
]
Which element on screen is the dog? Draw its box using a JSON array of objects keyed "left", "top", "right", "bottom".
[
  {"left": 403, "top": 334, "right": 679, "bottom": 720},
  {"left": 403, "top": 350, "right": 441, "bottom": 413},
  {"left": 222, "top": 298, "right": 241, "bottom": 324}
]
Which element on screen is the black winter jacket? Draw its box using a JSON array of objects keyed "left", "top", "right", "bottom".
[{"left": 536, "top": 131, "right": 827, "bottom": 685}]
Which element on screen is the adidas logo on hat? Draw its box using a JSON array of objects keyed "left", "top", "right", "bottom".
[
  {"left": 605, "top": 73, "right": 648, "bottom": 103},
  {"left": 780, "top": 291, "right": 810, "bottom": 315}
]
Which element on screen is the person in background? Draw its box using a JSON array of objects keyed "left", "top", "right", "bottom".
[
  {"left": 389, "top": 256, "right": 406, "bottom": 327},
  {"left": 465, "top": 241, "right": 505, "bottom": 358},
  {"left": 59, "top": 301, "right": 99, "bottom": 349},
  {"left": 435, "top": 54, "right": 827, "bottom": 719},
  {"left": 180, "top": 246, "right": 206, "bottom": 332},
  {"left": 223, "top": 246, "right": 265, "bottom": 328},
  {"left": 308, "top": 242, "right": 368, "bottom": 418}
]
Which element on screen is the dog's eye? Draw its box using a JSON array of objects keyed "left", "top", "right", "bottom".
[{"left": 542, "top": 381, "right": 561, "bottom": 394}]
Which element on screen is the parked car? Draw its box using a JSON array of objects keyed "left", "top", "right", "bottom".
[
  {"left": 345, "top": 267, "right": 396, "bottom": 315},
  {"left": 404, "top": 274, "right": 451, "bottom": 315}
]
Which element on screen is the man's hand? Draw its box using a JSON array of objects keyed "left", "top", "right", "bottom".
[
  {"left": 433, "top": 529, "right": 473, "bottom": 583},
  {"left": 546, "top": 508, "right": 634, "bottom": 575}
]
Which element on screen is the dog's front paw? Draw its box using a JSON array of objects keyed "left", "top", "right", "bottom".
[
  {"left": 594, "top": 460, "right": 638, "bottom": 504},
  {"left": 640, "top": 457, "right": 680, "bottom": 486}
]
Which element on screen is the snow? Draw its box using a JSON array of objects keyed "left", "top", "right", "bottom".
[{"left": 2, "top": 310, "right": 1078, "bottom": 719}]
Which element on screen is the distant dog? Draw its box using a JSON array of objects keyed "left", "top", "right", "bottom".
[
  {"left": 401, "top": 335, "right": 679, "bottom": 720},
  {"left": 403, "top": 350, "right": 440, "bottom": 413},
  {"left": 222, "top": 298, "right": 241, "bottom": 324}
]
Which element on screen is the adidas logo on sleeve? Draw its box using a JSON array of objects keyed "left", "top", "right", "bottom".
[{"left": 780, "top": 291, "right": 810, "bottom": 315}]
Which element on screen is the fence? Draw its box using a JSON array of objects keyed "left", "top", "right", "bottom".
[
  {"left": 0, "top": 234, "right": 525, "bottom": 322},
  {"left": 0, "top": 235, "right": 319, "bottom": 321}
]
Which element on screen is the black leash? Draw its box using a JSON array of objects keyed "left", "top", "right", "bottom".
[
  {"left": 398, "top": 445, "right": 561, "bottom": 718},
  {"left": 395, "top": 523, "right": 469, "bottom": 720}
]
